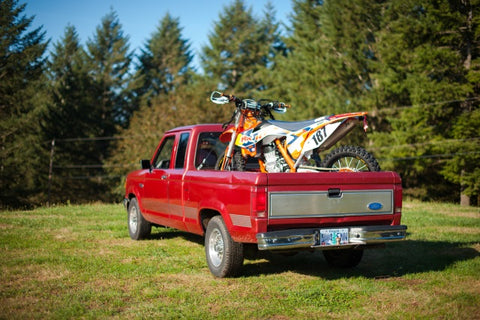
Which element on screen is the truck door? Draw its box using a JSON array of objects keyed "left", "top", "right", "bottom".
[
  {"left": 142, "top": 135, "right": 175, "bottom": 226},
  {"left": 167, "top": 132, "right": 190, "bottom": 230}
]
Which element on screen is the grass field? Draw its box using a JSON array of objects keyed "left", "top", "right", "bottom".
[{"left": 1, "top": 201, "right": 479, "bottom": 319}]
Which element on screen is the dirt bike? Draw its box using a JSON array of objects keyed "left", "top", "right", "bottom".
[{"left": 210, "top": 91, "right": 380, "bottom": 173}]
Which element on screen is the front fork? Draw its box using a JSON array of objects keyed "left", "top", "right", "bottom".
[
  {"left": 221, "top": 132, "right": 237, "bottom": 170},
  {"left": 220, "top": 111, "right": 242, "bottom": 171}
]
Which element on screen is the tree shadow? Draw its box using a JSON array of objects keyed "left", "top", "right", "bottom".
[{"left": 241, "top": 240, "right": 479, "bottom": 279}]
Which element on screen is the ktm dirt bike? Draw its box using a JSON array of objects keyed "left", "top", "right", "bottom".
[{"left": 210, "top": 91, "right": 380, "bottom": 173}]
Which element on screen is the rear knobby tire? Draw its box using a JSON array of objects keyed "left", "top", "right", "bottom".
[
  {"left": 320, "top": 146, "right": 380, "bottom": 172},
  {"left": 128, "top": 198, "right": 151, "bottom": 240},
  {"left": 205, "top": 216, "right": 244, "bottom": 277},
  {"left": 323, "top": 248, "right": 364, "bottom": 268}
]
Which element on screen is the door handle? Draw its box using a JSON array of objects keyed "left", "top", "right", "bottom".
[{"left": 161, "top": 175, "right": 168, "bottom": 180}]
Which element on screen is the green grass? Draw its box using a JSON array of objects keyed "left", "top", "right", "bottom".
[{"left": 1, "top": 201, "right": 479, "bottom": 319}]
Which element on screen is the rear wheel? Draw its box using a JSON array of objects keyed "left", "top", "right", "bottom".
[
  {"left": 205, "top": 216, "right": 244, "bottom": 277},
  {"left": 320, "top": 146, "right": 380, "bottom": 172},
  {"left": 323, "top": 248, "right": 364, "bottom": 268}
]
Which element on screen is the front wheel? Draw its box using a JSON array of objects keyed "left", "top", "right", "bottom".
[
  {"left": 127, "top": 198, "right": 151, "bottom": 240},
  {"left": 215, "top": 148, "right": 246, "bottom": 171},
  {"left": 205, "top": 216, "right": 244, "bottom": 277},
  {"left": 320, "top": 146, "right": 380, "bottom": 172}
]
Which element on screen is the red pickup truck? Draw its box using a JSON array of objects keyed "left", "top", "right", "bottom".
[{"left": 124, "top": 124, "right": 407, "bottom": 277}]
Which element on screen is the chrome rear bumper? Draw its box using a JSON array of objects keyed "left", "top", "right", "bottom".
[{"left": 256, "top": 225, "right": 407, "bottom": 250}]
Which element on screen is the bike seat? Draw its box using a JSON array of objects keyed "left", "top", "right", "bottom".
[{"left": 265, "top": 119, "right": 317, "bottom": 131}]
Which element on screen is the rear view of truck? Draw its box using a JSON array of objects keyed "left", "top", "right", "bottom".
[{"left": 255, "top": 171, "right": 407, "bottom": 268}]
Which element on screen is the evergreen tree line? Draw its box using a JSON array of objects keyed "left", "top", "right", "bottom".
[{"left": 1, "top": 0, "right": 478, "bottom": 208}]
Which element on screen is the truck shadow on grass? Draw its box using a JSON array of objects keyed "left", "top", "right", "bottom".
[
  {"left": 242, "top": 240, "right": 479, "bottom": 279},
  {"left": 145, "top": 229, "right": 479, "bottom": 279}
]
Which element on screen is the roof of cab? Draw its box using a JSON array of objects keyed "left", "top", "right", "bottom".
[{"left": 164, "top": 123, "right": 224, "bottom": 134}]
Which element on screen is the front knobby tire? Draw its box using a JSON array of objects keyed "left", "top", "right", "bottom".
[
  {"left": 320, "top": 146, "right": 380, "bottom": 172},
  {"left": 127, "top": 198, "right": 151, "bottom": 240},
  {"left": 215, "top": 149, "right": 246, "bottom": 171},
  {"left": 205, "top": 216, "right": 244, "bottom": 278}
]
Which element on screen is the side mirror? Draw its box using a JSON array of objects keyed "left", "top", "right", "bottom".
[{"left": 141, "top": 159, "right": 151, "bottom": 170}]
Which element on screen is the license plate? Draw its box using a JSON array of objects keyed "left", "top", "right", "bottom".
[{"left": 320, "top": 228, "right": 349, "bottom": 246}]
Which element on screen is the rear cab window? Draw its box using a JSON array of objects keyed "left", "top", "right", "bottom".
[{"left": 195, "top": 132, "right": 225, "bottom": 170}]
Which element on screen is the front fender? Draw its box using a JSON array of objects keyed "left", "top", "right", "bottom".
[{"left": 219, "top": 128, "right": 234, "bottom": 143}]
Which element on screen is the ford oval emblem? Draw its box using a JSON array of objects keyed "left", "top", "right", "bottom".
[{"left": 368, "top": 202, "right": 383, "bottom": 211}]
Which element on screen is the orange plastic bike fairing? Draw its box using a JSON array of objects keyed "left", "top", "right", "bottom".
[
  {"left": 243, "top": 110, "right": 261, "bottom": 130},
  {"left": 242, "top": 148, "right": 257, "bottom": 158},
  {"left": 275, "top": 139, "right": 296, "bottom": 172},
  {"left": 241, "top": 146, "right": 257, "bottom": 157},
  {"left": 219, "top": 128, "right": 234, "bottom": 143}
]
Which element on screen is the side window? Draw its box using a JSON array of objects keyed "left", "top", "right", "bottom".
[
  {"left": 175, "top": 132, "right": 190, "bottom": 169},
  {"left": 153, "top": 136, "right": 175, "bottom": 169}
]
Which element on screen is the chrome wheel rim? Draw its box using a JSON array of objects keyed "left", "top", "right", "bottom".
[
  {"left": 129, "top": 205, "right": 138, "bottom": 234},
  {"left": 208, "top": 228, "right": 224, "bottom": 267}
]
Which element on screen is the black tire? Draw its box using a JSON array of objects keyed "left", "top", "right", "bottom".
[
  {"left": 205, "top": 216, "right": 244, "bottom": 277},
  {"left": 215, "top": 148, "right": 246, "bottom": 171},
  {"left": 127, "top": 198, "right": 151, "bottom": 240},
  {"left": 323, "top": 248, "right": 364, "bottom": 268},
  {"left": 320, "top": 146, "right": 380, "bottom": 172}
]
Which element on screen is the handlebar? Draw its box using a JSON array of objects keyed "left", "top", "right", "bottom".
[{"left": 210, "top": 91, "right": 291, "bottom": 113}]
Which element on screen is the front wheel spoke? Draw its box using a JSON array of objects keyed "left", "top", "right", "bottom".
[
  {"left": 346, "top": 157, "right": 355, "bottom": 168},
  {"left": 356, "top": 160, "right": 367, "bottom": 171}
]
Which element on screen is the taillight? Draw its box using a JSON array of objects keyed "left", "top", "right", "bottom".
[{"left": 251, "top": 187, "right": 267, "bottom": 218}]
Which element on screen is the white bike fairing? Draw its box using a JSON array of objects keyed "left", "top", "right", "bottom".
[{"left": 235, "top": 115, "right": 346, "bottom": 159}]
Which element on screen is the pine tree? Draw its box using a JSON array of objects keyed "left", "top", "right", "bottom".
[
  {"left": 86, "top": 9, "right": 133, "bottom": 133},
  {"left": 267, "top": 0, "right": 325, "bottom": 119},
  {"left": 106, "top": 15, "right": 211, "bottom": 198},
  {"left": 42, "top": 25, "right": 111, "bottom": 203},
  {"left": 0, "top": 0, "right": 48, "bottom": 208},
  {"left": 370, "top": 0, "right": 480, "bottom": 203},
  {"left": 201, "top": 0, "right": 281, "bottom": 95},
  {"left": 270, "top": 0, "right": 383, "bottom": 120},
  {"left": 438, "top": 0, "right": 480, "bottom": 205},
  {"left": 132, "top": 13, "right": 193, "bottom": 106}
]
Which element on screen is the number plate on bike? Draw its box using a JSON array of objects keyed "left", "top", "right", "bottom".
[{"left": 320, "top": 228, "right": 349, "bottom": 246}]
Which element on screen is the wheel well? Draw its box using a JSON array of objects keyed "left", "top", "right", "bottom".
[
  {"left": 200, "top": 209, "right": 221, "bottom": 231},
  {"left": 127, "top": 194, "right": 136, "bottom": 209}
]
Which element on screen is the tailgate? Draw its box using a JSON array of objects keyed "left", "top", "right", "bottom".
[{"left": 265, "top": 171, "right": 401, "bottom": 220}]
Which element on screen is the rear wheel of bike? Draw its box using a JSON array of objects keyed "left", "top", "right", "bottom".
[
  {"left": 320, "top": 146, "right": 380, "bottom": 172},
  {"left": 215, "top": 148, "right": 246, "bottom": 171}
]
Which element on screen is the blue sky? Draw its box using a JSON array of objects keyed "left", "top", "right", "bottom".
[{"left": 24, "top": 0, "right": 293, "bottom": 69}]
